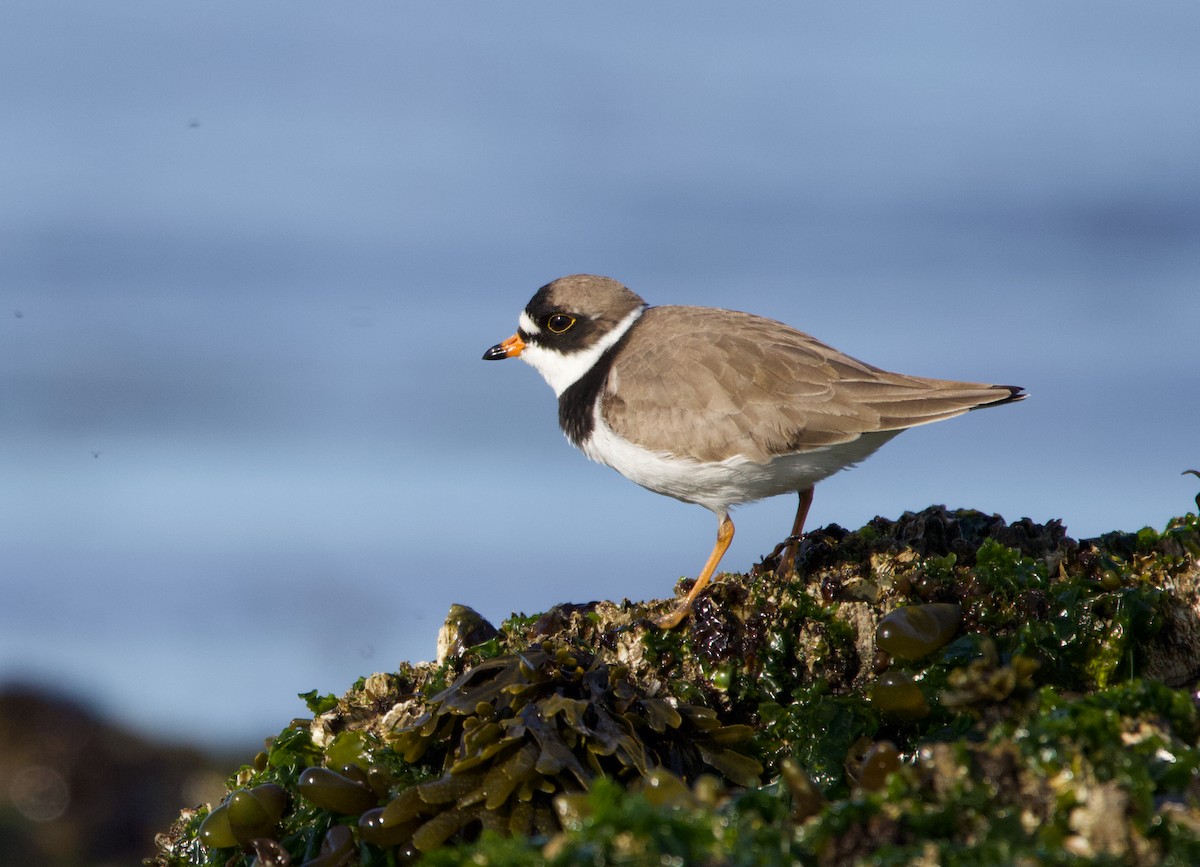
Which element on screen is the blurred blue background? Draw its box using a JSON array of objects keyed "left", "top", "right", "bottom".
[{"left": 2, "top": 1, "right": 1198, "bottom": 749}]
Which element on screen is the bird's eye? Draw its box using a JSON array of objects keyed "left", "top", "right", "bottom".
[{"left": 545, "top": 313, "right": 576, "bottom": 334}]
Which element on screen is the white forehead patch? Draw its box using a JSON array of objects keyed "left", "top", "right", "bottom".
[
  {"left": 518, "top": 310, "right": 539, "bottom": 337},
  {"left": 519, "top": 305, "right": 643, "bottom": 397}
]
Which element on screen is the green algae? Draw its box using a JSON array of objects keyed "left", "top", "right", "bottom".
[{"left": 758, "top": 683, "right": 879, "bottom": 795}]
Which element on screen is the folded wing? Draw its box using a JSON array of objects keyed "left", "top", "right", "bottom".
[{"left": 601, "top": 306, "right": 1023, "bottom": 464}]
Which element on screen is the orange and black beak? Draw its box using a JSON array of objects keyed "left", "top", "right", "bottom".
[{"left": 482, "top": 333, "right": 525, "bottom": 361}]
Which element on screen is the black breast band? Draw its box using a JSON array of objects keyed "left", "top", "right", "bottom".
[{"left": 557, "top": 321, "right": 640, "bottom": 448}]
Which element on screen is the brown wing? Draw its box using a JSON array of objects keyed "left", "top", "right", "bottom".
[{"left": 601, "top": 306, "right": 1023, "bottom": 464}]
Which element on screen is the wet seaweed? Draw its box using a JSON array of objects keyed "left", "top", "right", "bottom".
[{"left": 150, "top": 507, "right": 1200, "bottom": 866}]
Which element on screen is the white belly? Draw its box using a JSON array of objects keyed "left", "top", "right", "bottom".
[{"left": 580, "top": 414, "right": 900, "bottom": 515}]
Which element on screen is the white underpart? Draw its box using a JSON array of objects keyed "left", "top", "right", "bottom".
[
  {"left": 518, "top": 306, "right": 645, "bottom": 396},
  {"left": 582, "top": 416, "right": 903, "bottom": 517}
]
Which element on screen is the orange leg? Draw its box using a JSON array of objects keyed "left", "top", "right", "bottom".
[
  {"left": 778, "top": 486, "right": 815, "bottom": 576},
  {"left": 654, "top": 514, "right": 735, "bottom": 629}
]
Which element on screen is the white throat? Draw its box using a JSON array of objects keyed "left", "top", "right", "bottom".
[{"left": 519, "top": 306, "right": 644, "bottom": 396}]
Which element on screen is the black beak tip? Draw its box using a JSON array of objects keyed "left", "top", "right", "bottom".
[{"left": 483, "top": 344, "right": 508, "bottom": 361}]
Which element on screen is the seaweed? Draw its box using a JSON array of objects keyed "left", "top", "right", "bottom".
[{"left": 151, "top": 506, "right": 1200, "bottom": 866}]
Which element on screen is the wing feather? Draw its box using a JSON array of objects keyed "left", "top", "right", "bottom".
[{"left": 601, "top": 306, "right": 1022, "bottom": 463}]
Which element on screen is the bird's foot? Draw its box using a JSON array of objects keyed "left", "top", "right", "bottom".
[
  {"left": 776, "top": 534, "right": 804, "bottom": 577},
  {"left": 652, "top": 601, "right": 692, "bottom": 630}
]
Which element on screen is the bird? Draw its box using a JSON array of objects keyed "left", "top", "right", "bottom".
[{"left": 483, "top": 274, "right": 1025, "bottom": 628}]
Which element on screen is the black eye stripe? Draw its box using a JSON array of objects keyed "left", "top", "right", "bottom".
[{"left": 521, "top": 304, "right": 590, "bottom": 344}]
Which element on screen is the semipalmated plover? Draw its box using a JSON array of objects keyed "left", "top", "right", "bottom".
[{"left": 484, "top": 274, "right": 1025, "bottom": 628}]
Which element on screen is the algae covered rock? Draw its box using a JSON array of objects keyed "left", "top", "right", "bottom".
[{"left": 151, "top": 507, "right": 1200, "bottom": 866}]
